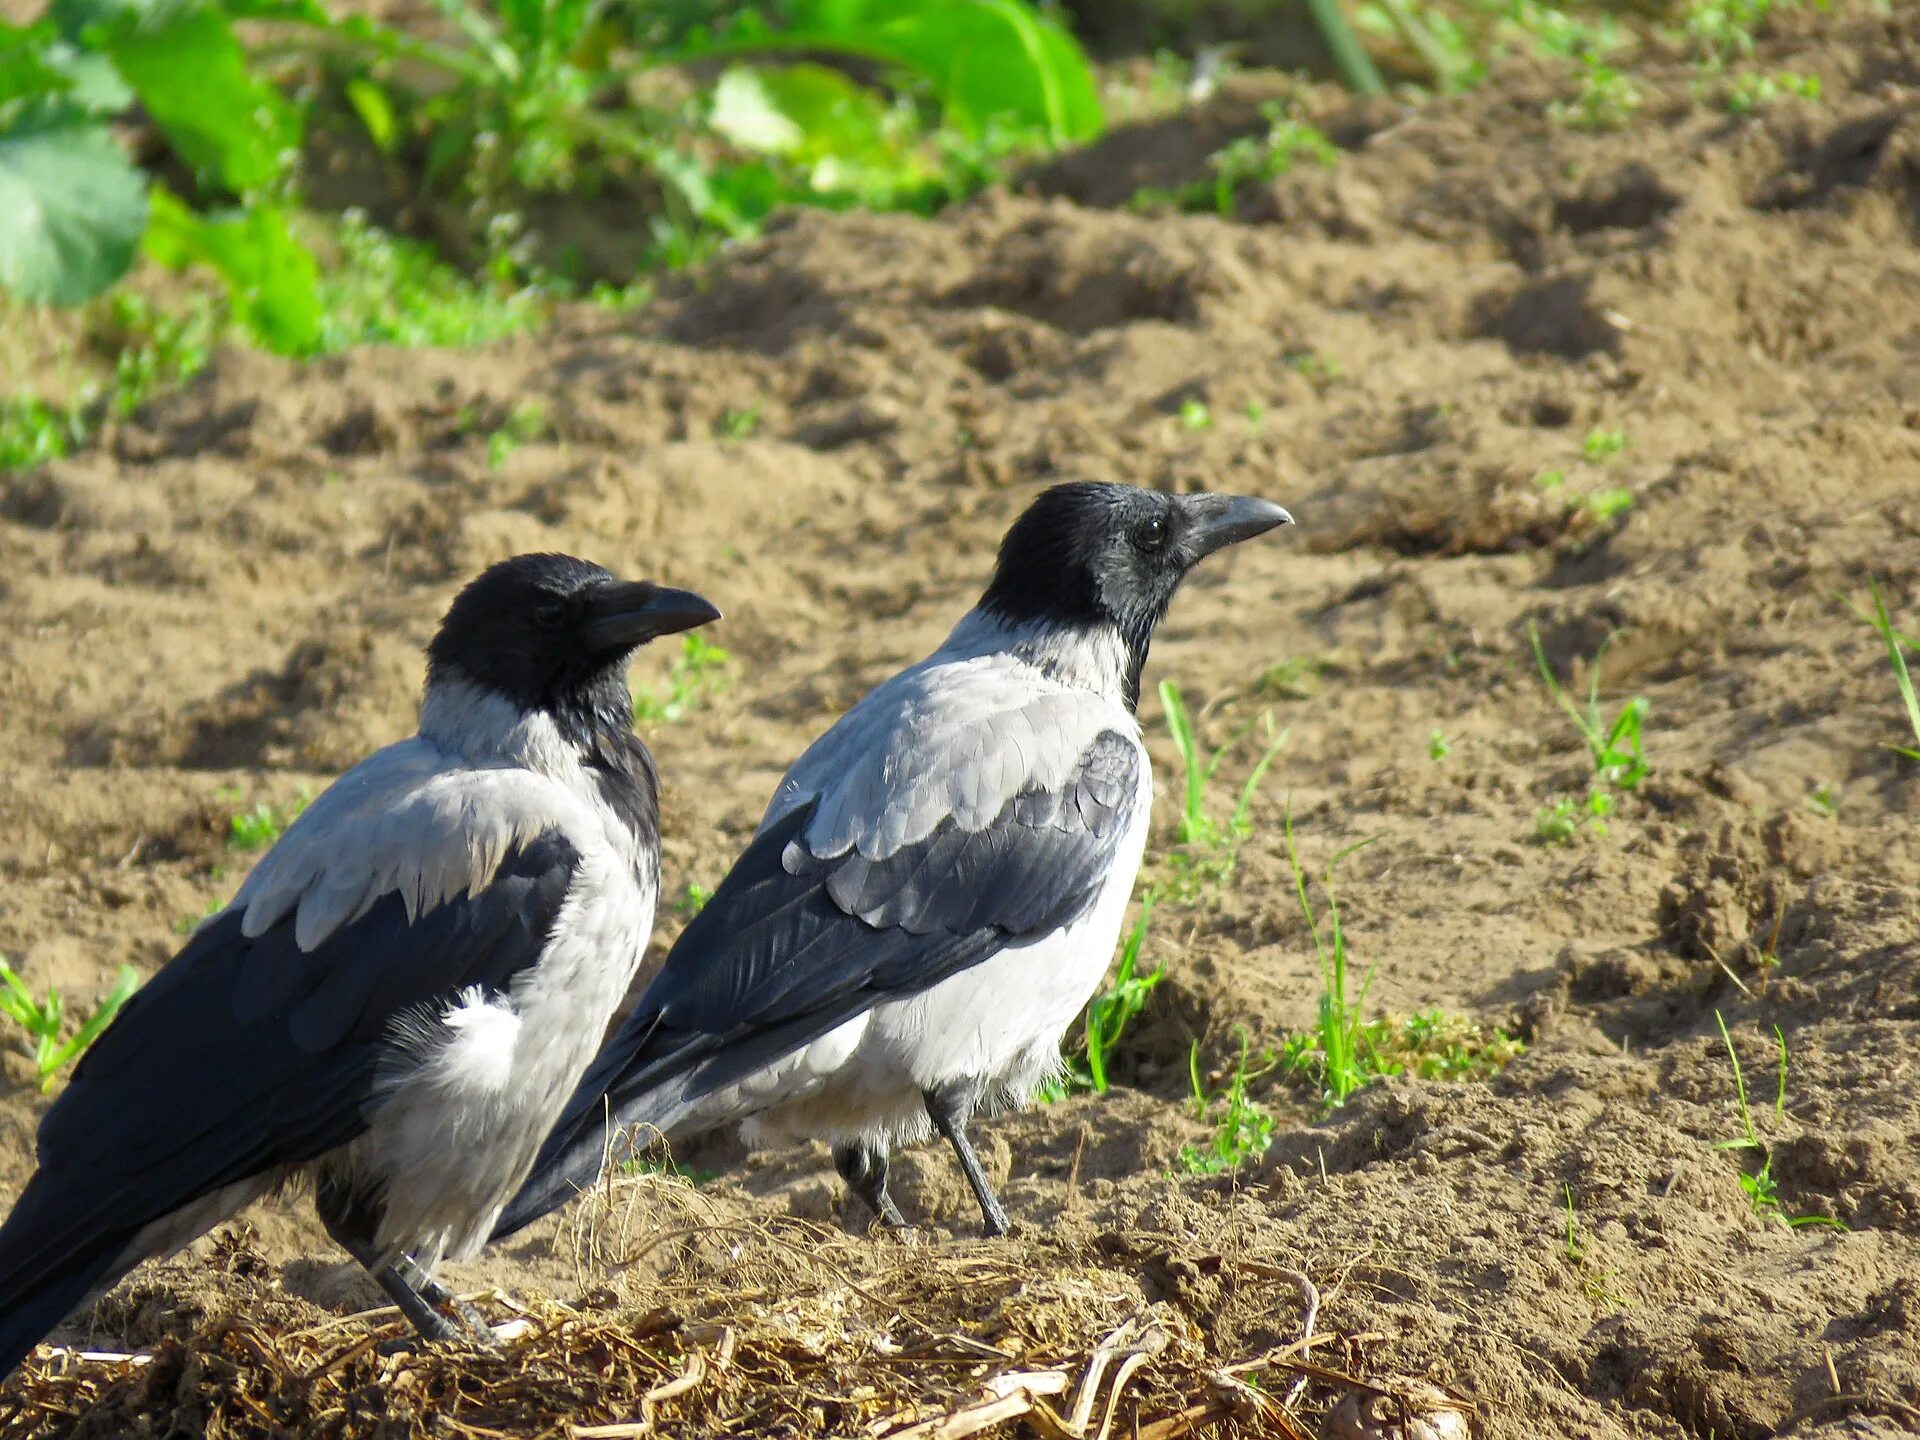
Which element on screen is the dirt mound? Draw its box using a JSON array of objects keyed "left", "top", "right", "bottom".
[{"left": 4, "top": 7, "right": 1920, "bottom": 1438}]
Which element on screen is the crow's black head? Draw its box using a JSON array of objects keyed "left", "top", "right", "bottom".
[
  {"left": 978, "top": 483, "right": 1292, "bottom": 702},
  {"left": 428, "top": 553, "right": 720, "bottom": 732}
]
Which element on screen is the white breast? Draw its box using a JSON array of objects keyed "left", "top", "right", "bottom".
[{"left": 703, "top": 748, "right": 1154, "bottom": 1155}]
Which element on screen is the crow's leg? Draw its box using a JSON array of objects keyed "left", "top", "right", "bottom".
[
  {"left": 368, "top": 1260, "right": 465, "bottom": 1344},
  {"left": 923, "top": 1080, "right": 1010, "bottom": 1238},
  {"left": 392, "top": 1252, "right": 493, "bottom": 1340},
  {"left": 833, "top": 1140, "right": 908, "bottom": 1229},
  {"left": 318, "top": 1193, "right": 484, "bottom": 1344}
]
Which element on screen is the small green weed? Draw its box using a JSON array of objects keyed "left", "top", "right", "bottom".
[
  {"left": 1535, "top": 786, "right": 1615, "bottom": 845},
  {"left": 1581, "top": 427, "right": 1629, "bottom": 462},
  {"left": 1179, "top": 1030, "right": 1279, "bottom": 1174},
  {"left": 718, "top": 404, "right": 763, "bottom": 441},
  {"left": 0, "top": 957, "right": 140, "bottom": 1092},
  {"left": 1804, "top": 783, "right": 1838, "bottom": 819},
  {"left": 1158, "top": 681, "right": 1288, "bottom": 897},
  {"left": 1286, "top": 351, "right": 1344, "bottom": 387},
  {"left": 315, "top": 215, "right": 547, "bottom": 351},
  {"left": 1582, "top": 488, "right": 1635, "bottom": 523},
  {"left": 673, "top": 882, "right": 713, "bottom": 917},
  {"left": 1562, "top": 1185, "right": 1627, "bottom": 1306},
  {"left": 1048, "top": 896, "right": 1164, "bottom": 1100},
  {"left": 1683, "top": 0, "right": 1788, "bottom": 69},
  {"left": 1178, "top": 399, "right": 1213, "bottom": 431},
  {"left": 1712, "top": 1012, "right": 1844, "bottom": 1230},
  {"left": 228, "top": 792, "right": 310, "bottom": 852},
  {"left": 1132, "top": 101, "right": 1335, "bottom": 214},
  {"left": 1722, "top": 69, "right": 1820, "bottom": 115},
  {"left": 1243, "top": 399, "right": 1268, "bottom": 429},
  {"left": 634, "top": 633, "right": 733, "bottom": 725},
  {"left": 1284, "top": 810, "right": 1378, "bottom": 1107},
  {"left": 616, "top": 1152, "right": 718, "bottom": 1186},
  {"left": 1551, "top": 58, "right": 1643, "bottom": 131},
  {"left": 485, "top": 401, "right": 550, "bottom": 469},
  {"left": 1279, "top": 1006, "right": 1523, "bottom": 1094},
  {"left": 1528, "top": 625, "right": 1649, "bottom": 790},
  {"left": 1428, "top": 730, "right": 1452, "bottom": 762},
  {"left": 1850, "top": 578, "right": 1920, "bottom": 761}
]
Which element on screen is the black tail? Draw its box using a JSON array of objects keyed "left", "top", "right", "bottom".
[{"left": 0, "top": 1175, "right": 135, "bottom": 1378}]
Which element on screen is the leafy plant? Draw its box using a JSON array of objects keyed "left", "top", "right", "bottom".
[
  {"left": 634, "top": 631, "right": 732, "bottom": 725},
  {"left": 1177, "top": 398, "right": 1212, "bottom": 431},
  {"left": 1550, "top": 56, "right": 1642, "bottom": 131},
  {"left": 1535, "top": 786, "right": 1614, "bottom": 845},
  {"left": 1428, "top": 730, "right": 1451, "bottom": 761},
  {"left": 673, "top": 881, "right": 712, "bottom": 917},
  {"left": 1179, "top": 1029, "right": 1278, "bottom": 1174},
  {"left": 1712, "top": 1012, "right": 1843, "bottom": 1230},
  {"left": 228, "top": 792, "right": 309, "bottom": 852},
  {"left": 0, "top": 956, "right": 139, "bottom": 1091},
  {"left": 1851, "top": 578, "right": 1920, "bottom": 761},
  {"left": 1528, "top": 625, "right": 1649, "bottom": 790},
  {"left": 717, "top": 402, "right": 761, "bottom": 440},
  {"left": 1722, "top": 69, "right": 1819, "bottom": 115},
  {"left": 1158, "top": 680, "right": 1288, "bottom": 896},
  {"left": 1580, "top": 427, "right": 1628, "bottom": 462}
]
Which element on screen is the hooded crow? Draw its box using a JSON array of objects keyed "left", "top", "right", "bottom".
[
  {"left": 492, "top": 482, "right": 1291, "bottom": 1240},
  {"left": 0, "top": 553, "right": 719, "bottom": 1375}
]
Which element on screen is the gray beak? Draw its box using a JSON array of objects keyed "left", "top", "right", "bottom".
[
  {"left": 582, "top": 582, "right": 722, "bottom": 652},
  {"left": 1181, "top": 492, "right": 1295, "bottom": 558}
]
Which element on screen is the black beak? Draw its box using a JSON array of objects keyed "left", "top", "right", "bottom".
[
  {"left": 1180, "top": 492, "right": 1294, "bottom": 559},
  {"left": 582, "top": 582, "right": 722, "bottom": 652}
]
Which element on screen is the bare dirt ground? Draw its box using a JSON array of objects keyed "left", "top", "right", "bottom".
[{"left": 4, "top": 8, "right": 1920, "bottom": 1437}]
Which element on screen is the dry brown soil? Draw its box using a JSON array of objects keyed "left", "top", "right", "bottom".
[{"left": 4, "top": 9, "right": 1920, "bottom": 1438}]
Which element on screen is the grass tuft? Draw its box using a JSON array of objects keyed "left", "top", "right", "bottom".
[
  {"left": 635, "top": 634, "right": 733, "bottom": 726},
  {"left": 1712, "top": 1012, "right": 1844, "bottom": 1230},
  {"left": 0, "top": 957, "right": 140, "bottom": 1092}
]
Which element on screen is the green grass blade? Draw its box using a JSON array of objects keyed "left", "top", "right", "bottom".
[
  {"left": 1865, "top": 578, "right": 1920, "bottom": 758},
  {"left": 1299, "top": 0, "right": 1386, "bottom": 95}
]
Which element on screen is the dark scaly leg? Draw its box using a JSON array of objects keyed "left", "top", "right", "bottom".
[
  {"left": 833, "top": 1140, "right": 908, "bottom": 1229},
  {"left": 316, "top": 1181, "right": 485, "bottom": 1344},
  {"left": 924, "top": 1080, "right": 1011, "bottom": 1238}
]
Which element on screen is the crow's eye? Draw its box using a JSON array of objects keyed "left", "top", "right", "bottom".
[
  {"left": 1134, "top": 515, "right": 1169, "bottom": 552},
  {"left": 531, "top": 601, "right": 567, "bottom": 631}
]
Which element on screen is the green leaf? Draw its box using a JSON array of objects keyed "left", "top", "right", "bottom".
[
  {"left": 0, "top": 99, "right": 145, "bottom": 304},
  {"left": 756, "top": 0, "right": 1101, "bottom": 145},
  {"left": 144, "top": 190, "right": 320, "bottom": 353},
  {"left": 344, "top": 75, "right": 396, "bottom": 153},
  {"left": 710, "top": 66, "right": 806, "bottom": 154},
  {"left": 711, "top": 61, "right": 918, "bottom": 197},
  {"left": 74, "top": 0, "right": 298, "bottom": 193}
]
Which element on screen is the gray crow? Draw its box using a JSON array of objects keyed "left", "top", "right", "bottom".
[
  {"left": 0, "top": 553, "right": 718, "bottom": 1375},
  {"left": 492, "top": 482, "right": 1291, "bottom": 1240}
]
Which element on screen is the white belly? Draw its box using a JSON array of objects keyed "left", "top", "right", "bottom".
[
  {"left": 339, "top": 855, "right": 654, "bottom": 1268},
  {"left": 694, "top": 799, "right": 1153, "bottom": 1153}
]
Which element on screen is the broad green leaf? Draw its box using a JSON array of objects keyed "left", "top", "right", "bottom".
[
  {"left": 71, "top": 0, "right": 297, "bottom": 193},
  {"left": 777, "top": 0, "right": 1101, "bottom": 144},
  {"left": 0, "top": 99, "right": 145, "bottom": 304},
  {"left": 144, "top": 190, "right": 320, "bottom": 353},
  {"left": 710, "top": 67, "right": 805, "bottom": 154}
]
